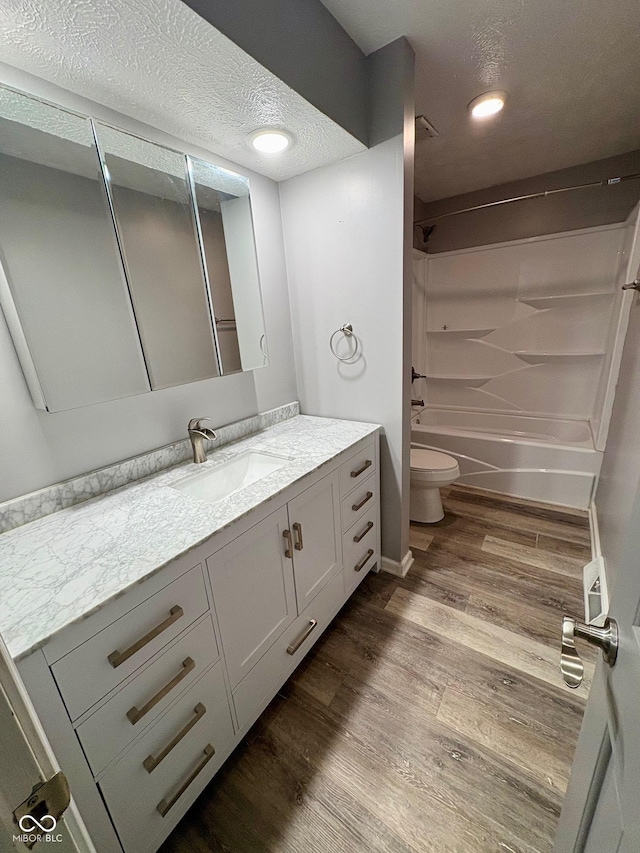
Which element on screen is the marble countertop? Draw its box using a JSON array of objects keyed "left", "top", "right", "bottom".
[{"left": 0, "top": 415, "right": 379, "bottom": 661}]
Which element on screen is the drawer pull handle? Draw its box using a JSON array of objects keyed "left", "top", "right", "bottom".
[
  {"left": 283, "top": 529, "right": 293, "bottom": 559},
  {"left": 127, "top": 657, "right": 195, "bottom": 725},
  {"left": 355, "top": 549, "right": 374, "bottom": 572},
  {"left": 351, "top": 459, "right": 372, "bottom": 478},
  {"left": 287, "top": 619, "right": 318, "bottom": 655},
  {"left": 157, "top": 743, "right": 215, "bottom": 817},
  {"left": 352, "top": 491, "right": 373, "bottom": 512},
  {"left": 293, "top": 522, "right": 304, "bottom": 551},
  {"left": 108, "top": 605, "right": 184, "bottom": 669},
  {"left": 353, "top": 521, "right": 374, "bottom": 543},
  {"left": 143, "top": 703, "right": 206, "bottom": 773}
]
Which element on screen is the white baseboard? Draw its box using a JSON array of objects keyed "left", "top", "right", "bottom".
[
  {"left": 589, "top": 501, "right": 601, "bottom": 560},
  {"left": 381, "top": 550, "right": 415, "bottom": 578}
]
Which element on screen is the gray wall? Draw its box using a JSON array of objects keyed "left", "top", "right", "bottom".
[
  {"left": 181, "top": 0, "right": 368, "bottom": 146},
  {"left": 0, "top": 72, "right": 297, "bottom": 502},
  {"left": 415, "top": 150, "right": 640, "bottom": 253},
  {"left": 279, "top": 38, "right": 415, "bottom": 565}
]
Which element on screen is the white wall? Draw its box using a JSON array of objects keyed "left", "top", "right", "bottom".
[
  {"left": 419, "top": 225, "right": 626, "bottom": 422},
  {"left": 0, "top": 68, "right": 297, "bottom": 502},
  {"left": 594, "top": 291, "right": 640, "bottom": 593},
  {"left": 279, "top": 39, "right": 415, "bottom": 564},
  {"left": 411, "top": 250, "right": 428, "bottom": 405},
  {"left": 593, "top": 208, "right": 640, "bottom": 591},
  {"left": 591, "top": 204, "right": 640, "bottom": 449}
]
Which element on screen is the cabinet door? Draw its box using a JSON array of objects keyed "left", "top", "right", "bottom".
[
  {"left": 207, "top": 507, "right": 296, "bottom": 688},
  {"left": 288, "top": 472, "right": 342, "bottom": 611}
]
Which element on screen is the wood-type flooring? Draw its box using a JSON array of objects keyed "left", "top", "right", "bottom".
[{"left": 161, "top": 485, "right": 592, "bottom": 853}]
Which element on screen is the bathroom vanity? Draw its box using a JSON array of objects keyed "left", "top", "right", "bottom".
[{"left": 0, "top": 414, "right": 380, "bottom": 853}]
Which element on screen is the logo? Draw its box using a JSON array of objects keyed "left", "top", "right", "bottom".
[
  {"left": 18, "top": 815, "right": 57, "bottom": 833},
  {"left": 14, "top": 814, "right": 62, "bottom": 844}
]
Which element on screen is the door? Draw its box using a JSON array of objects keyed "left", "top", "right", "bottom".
[
  {"left": 288, "top": 471, "right": 342, "bottom": 610},
  {"left": 0, "top": 636, "right": 93, "bottom": 852},
  {"left": 554, "top": 287, "right": 640, "bottom": 852},
  {"left": 208, "top": 506, "right": 297, "bottom": 687}
]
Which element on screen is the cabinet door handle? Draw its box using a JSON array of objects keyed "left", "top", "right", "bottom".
[
  {"left": 293, "top": 522, "right": 304, "bottom": 551},
  {"left": 283, "top": 529, "right": 293, "bottom": 559},
  {"left": 352, "top": 491, "right": 373, "bottom": 512},
  {"left": 353, "top": 521, "right": 374, "bottom": 543},
  {"left": 108, "top": 605, "right": 184, "bottom": 669},
  {"left": 351, "top": 459, "right": 372, "bottom": 478},
  {"left": 287, "top": 619, "right": 318, "bottom": 655},
  {"left": 156, "top": 743, "right": 215, "bottom": 817},
  {"left": 355, "top": 549, "right": 374, "bottom": 572},
  {"left": 127, "top": 657, "right": 196, "bottom": 725},
  {"left": 143, "top": 703, "right": 206, "bottom": 773}
]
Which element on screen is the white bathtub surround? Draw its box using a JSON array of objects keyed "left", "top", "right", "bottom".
[
  {"left": 381, "top": 550, "right": 415, "bottom": 578},
  {"left": 417, "top": 223, "right": 630, "bottom": 426},
  {"left": 0, "top": 414, "right": 379, "bottom": 661},
  {"left": 412, "top": 410, "right": 602, "bottom": 509},
  {"left": 0, "top": 402, "right": 300, "bottom": 535}
]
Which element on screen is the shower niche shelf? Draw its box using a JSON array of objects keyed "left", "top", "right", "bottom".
[
  {"left": 426, "top": 327, "right": 496, "bottom": 338},
  {"left": 426, "top": 374, "right": 493, "bottom": 387},
  {"left": 514, "top": 350, "right": 605, "bottom": 364},
  {"left": 518, "top": 291, "right": 614, "bottom": 309}
]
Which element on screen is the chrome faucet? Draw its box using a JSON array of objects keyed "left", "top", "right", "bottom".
[{"left": 188, "top": 418, "right": 217, "bottom": 464}]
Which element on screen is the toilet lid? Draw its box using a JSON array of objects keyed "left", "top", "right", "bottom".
[{"left": 410, "top": 448, "right": 458, "bottom": 472}]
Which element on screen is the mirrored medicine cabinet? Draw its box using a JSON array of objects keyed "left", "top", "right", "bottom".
[{"left": 0, "top": 85, "right": 268, "bottom": 412}]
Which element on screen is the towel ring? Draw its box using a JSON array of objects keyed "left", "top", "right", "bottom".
[{"left": 329, "top": 323, "right": 360, "bottom": 362}]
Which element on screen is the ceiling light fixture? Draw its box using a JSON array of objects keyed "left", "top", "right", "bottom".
[
  {"left": 249, "top": 129, "right": 292, "bottom": 153},
  {"left": 468, "top": 91, "right": 507, "bottom": 120}
]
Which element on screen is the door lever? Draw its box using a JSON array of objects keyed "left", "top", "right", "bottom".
[{"left": 561, "top": 615, "right": 618, "bottom": 688}]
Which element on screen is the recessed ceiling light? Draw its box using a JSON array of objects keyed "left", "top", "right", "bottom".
[
  {"left": 468, "top": 91, "right": 507, "bottom": 120},
  {"left": 249, "top": 129, "right": 292, "bottom": 153}
]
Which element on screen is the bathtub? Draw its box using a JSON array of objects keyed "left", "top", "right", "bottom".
[{"left": 411, "top": 408, "right": 602, "bottom": 509}]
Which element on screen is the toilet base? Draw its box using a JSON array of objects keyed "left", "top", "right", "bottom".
[{"left": 410, "top": 483, "right": 444, "bottom": 524}]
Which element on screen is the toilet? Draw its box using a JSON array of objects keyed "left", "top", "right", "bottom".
[{"left": 410, "top": 448, "right": 460, "bottom": 523}]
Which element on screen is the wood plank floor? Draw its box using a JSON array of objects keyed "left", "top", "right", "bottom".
[{"left": 160, "top": 485, "right": 592, "bottom": 853}]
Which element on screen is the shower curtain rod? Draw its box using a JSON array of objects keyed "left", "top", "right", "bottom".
[{"left": 415, "top": 172, "right": 640, "bottom": 224}]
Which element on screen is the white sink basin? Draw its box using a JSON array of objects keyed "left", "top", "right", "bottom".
[{"left": 172, "top": 451, "right": 288, "bottom": 505}]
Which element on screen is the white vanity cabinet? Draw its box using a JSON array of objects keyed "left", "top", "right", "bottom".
[
  {"left": 16, "top": 428, "right": 380, "bottom": 853},
  {"left": 208, "top": 505, "right": 297, "bottom": 688},
  {"left": 209, "top": 470, "right": 342, "bottom": 729},
  {"left": 287, "top": 472, "right": 342, "bottom": 610}
]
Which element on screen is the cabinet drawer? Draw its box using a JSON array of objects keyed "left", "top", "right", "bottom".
[
  {"left": 343, "top": 505, "right": 378, "bottom": 597},
  {"left": 52, "top": 564, "right": 209, "bottom": 721},
  {"left": 232, "top": 569, "right": 344, "bottom": 731},
  {"left": 99, "top": 661, "right": 235, "bottom": 853},
  {"left": 340, "top": 439, "right": 376, "bottom": 497},
  {"left": 77, "top": 616, "right": 219, "bottom": 778},
  {"left": 341, "top": 472, "right": 377, "bottom": 532}
]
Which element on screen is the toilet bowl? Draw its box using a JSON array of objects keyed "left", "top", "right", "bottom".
[{"left": 410, "top": 448, "right": 460, "bottom": 523}]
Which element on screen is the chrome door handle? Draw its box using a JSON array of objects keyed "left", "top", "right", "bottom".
[{"left": 561, "top": 615, "right": 618, "bottom": 689}]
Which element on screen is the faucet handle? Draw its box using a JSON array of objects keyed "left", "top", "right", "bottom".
[{"left": 188, "top": 417, "right": 211, "bottom": 432}]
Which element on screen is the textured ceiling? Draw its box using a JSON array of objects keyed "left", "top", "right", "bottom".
[
  {"left": 321, "top": 0, "right": 640, "bottom": 201},
  {"left": 0, "top": 0, "right": 365, "bottom": 183}
]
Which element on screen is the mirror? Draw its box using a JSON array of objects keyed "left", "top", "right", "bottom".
[
  {"left": 0, "top": 85, "right": 269, "bottom": 412},
  {"left": 189, "top": 158, "right": 268, "bottom": 372},
  {"left": 95, "top": 124, "right": 222, "bottom": 389},
  {"left": 0, "top": 87, "right": 151, "bottom": 411}
]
